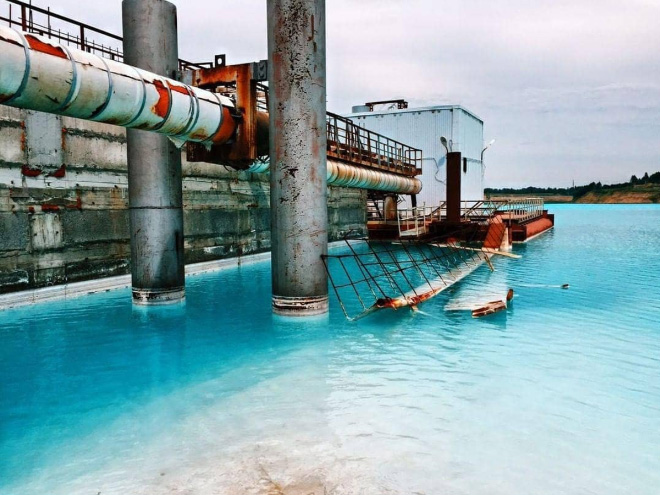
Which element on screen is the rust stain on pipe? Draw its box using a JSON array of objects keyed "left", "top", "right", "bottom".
[
  {"left": 41, "top": 203, "right": 60, "bottom": 213},
  {"left": 211, "top": 106, "right": 237, "bottom": 144},
  {"left": 25, "top": 34, "right": 68, "bottom": 59},
  {"left": 48, "top": 164, "right": 66, "bottom": 178},
  {"left": 167, "top": 81, "right": 190, "bottom": 95},
  {"left": 151, "top": 79, "right": 170, "bottom": 118}
]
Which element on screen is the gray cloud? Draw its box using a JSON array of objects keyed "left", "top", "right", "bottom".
[{"left": 12, "top": 0, "right": 660, "bottom": 187}]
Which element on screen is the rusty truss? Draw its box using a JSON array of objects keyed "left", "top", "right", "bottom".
[{"left": 322, "top": 203, "right": 515, "bottom": 320}]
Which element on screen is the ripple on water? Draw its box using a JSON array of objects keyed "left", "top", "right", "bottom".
[{"left": 1, "top": 205, "right": 660, "bottom": 494}]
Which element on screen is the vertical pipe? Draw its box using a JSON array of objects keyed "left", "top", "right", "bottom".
[
  {"left": 122, "top": 0, "right": 185, "bottom": 305},
  {"left": 446, "top": 151, "right": 462, "bottom": 224},
  {"left": 267, "top": 0, "right": 329, "bottom": 316}
]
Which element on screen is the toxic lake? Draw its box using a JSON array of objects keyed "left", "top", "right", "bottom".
[{"left": 1, "top": 204, "right": 659, "bottom": 494}]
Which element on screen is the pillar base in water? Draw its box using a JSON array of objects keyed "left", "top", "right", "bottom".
[
  {"left": 272, "top": 295, "right": 329, "bottom": 316},
  {"left": 132, "top": 287, "right": 185, "bottom": 306}
]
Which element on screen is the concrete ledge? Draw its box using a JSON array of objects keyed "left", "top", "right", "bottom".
[{"left": 0, "top": 240, "right": 358, "bottom": 311}]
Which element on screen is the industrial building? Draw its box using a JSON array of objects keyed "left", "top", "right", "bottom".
[{"left": 346, "top": 102, "right": 486, "bottom": 208}]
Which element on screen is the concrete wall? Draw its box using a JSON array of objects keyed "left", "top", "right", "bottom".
[{"left": 0, "top": 107, "right": 366, "bottom": 294}]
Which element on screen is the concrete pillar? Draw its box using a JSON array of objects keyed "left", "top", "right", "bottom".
[
  {"left": 446, "top": 151, "right": 462, "bottom": 224},
  {"left": 122, "top": 0, "right": 185, "bottom": 304},
  {"left": 267, "top": 0, "right": 329, "bottom": 316}
]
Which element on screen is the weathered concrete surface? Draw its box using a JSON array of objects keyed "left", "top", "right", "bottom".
[
  {"left": 268, "top": 0, "right": 329, "bottom": 315},
  {"left": 0, "top": 109, "right": 366, "bottom": 294},
  {"left": 123, "top": 0, "right": 185, "bottom": 304}
]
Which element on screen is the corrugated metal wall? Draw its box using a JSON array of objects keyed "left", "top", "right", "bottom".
[{"left": 345, "top": 106, "right": 485, "bottom": 207}]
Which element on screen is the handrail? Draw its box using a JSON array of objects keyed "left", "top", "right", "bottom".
[
  {"left": 395, "top": 197, "right": 545, "bottom": 237},
  {"left": 326, "top": 112, "right": 422, "bottom": 177}
]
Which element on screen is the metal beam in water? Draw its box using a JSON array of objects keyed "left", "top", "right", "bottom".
[
  {"left": 122, "top": 0, "right": 184, "bottom": 305},
  {"left": 267, "top": 0, "right": 329, "bottom": 316}
]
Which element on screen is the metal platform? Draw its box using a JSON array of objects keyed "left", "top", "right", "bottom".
[{"left": 367, "top": 197, "right": 553, "bottom": 243}]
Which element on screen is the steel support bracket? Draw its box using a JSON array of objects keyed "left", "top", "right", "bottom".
[{"left": 185, "top": 62, "right": 267, "bottom": 168}]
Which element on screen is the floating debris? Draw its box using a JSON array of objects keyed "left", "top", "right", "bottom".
[{"left": 471, "top": 288, "right": 514, "bottom": 318}]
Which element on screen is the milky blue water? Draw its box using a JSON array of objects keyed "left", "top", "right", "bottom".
[{"left": 1, "top": 204, "right": 659, "bottom": 494}]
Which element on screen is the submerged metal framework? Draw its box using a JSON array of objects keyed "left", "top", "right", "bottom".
[{"left": 323, "top": 201, "right": 512, "bottom": 320}]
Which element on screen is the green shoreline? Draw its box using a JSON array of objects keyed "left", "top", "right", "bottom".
[{"left": 487, "top": 184, "right": 660, "bottom": 204}]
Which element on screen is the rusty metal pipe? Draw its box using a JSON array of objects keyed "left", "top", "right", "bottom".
[
  {"left": 0, "top": 24, "right": 236, "bottom": 147},
  {"left": 325, "top": 160, "right": 421, "bottom": 194},
  {"left": 246, "top": 159, "right": 422, "bottom": 195},
  {"left": 0, "top": 24, "right": 421, "bottom": 196}
]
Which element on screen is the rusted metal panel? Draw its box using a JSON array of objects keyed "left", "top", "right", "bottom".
[
  {"left": 186, "top": 62, "right": 266, "bottom": 167},
  {"left": 446, "top": 152, "right": 462, "bottom": 223}
]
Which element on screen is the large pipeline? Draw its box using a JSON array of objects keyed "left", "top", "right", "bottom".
[
  {"left": 0, "top": 25, "right": 236, "bottom": 146},
  {"left": 247, "top": 159, "right": 421, "bottom": 195},
  {"left": 0, "top": 25, "right": 421, "bottom": 195}
]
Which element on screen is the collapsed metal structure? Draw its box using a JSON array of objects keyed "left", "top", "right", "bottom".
[{"left": 323, "top": 200, "right": 514, "bottom": 320}]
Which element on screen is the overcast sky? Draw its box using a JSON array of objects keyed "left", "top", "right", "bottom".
[{"left": 19, "top": 0, "right": 660, "bottom": 187}]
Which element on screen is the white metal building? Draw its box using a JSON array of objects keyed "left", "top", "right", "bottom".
[{"left": 345, "top": 104, "right": 485, "bottom": 208}]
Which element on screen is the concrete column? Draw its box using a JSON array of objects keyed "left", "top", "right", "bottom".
[
  {"left": 267, "top": 0, "right": 329, "bottom": 316},
  {"left": 446, "top": 151, "right": 462, "bottom": 224},
  {"left": 122, "top": 0, "right": 185, "bottom": 304}
]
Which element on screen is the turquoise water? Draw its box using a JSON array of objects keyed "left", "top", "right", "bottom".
[{"left": 1, "top": 204, "right": 659, "bottom": 494}]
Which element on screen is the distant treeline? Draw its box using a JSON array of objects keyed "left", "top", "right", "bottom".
[{"left": 486, "top": 171, "right": 660, "bottom": 199}]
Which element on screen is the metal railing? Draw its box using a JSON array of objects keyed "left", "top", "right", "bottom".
[
  {"left": 0, "top": 0, "right": 211, "bottom": 70},
  {"left": 397, "top": 205, "right": 444, "bottom": 237},
  {"left": 326, "top": 112, "right": 422, "bottom": 177},
  {"left": 490, "top": 197, "right": 545, "bottom": 223},
  {"left": 460, "top": 198, "right": 545, "bottom": 224},
  {"left": 387, "top": 198, "right": 545, "bottom": 237}
]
